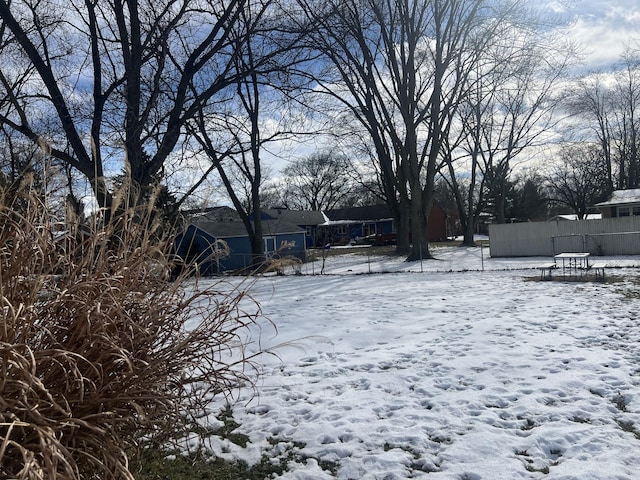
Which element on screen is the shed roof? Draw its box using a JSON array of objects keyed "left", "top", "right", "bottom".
[
  {"left": 595, "top": 189, "right": 640, "bottom": 207},
  {"left": 189, "top": 206, "right": 241, "bottom": 222},
  {"left": 263, "top": 209, "right": 326, "bottom": 226},
  {"left": 193, "top": 217, "right": 304, "bottom": 239}
]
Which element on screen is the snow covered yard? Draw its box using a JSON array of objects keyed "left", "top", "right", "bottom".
[{"left": 199, "top": 248, "right": 640, "bottom": 479}]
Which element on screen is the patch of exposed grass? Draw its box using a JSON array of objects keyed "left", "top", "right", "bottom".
[
  {"left": 130, "top": 448, "right": 288, "bottom": 480},
  {"left": 132, "top": 440, "right": 339, "bottom": 480},
  {"left": 520, "top": 418, "right": 537, "bottom": 431},
  {"left": 130, "top": 408, "right": 338, "bottom": 480},
  {"left": 612, "top": 392, "right": 629, "bottom": 412},
  {"left": 616, "top": 419, "right": 640, "bottom": 440},
  {"left": 571, "top": 416, "right": 591, "bottom": 424},
  {"left": 211, "top": 406, "right": 250, "bottom": 448},
  {"left": 524, "top": 463, "right": 550, "bottom": 474}
]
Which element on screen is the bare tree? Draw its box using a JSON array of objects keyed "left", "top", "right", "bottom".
[
  {"left": 568, "top": 74, "right": 616, "bottom": 190},
  {"left": 441, "top": 75, "right": 490, "bottom": 246},
  {"left": 278, "top": 151, "right": 353, "bottom": 210},
  {"left": 545, "top": 144, "right": 611, "bottom": 219},
  {"left": 453, "top": 28, "right": 573, "bottom": 231},
  {"left": 568, "top": 45, "right": 640, "bottom": 191},
  {"left": 0, "top": 0, "right": 284, "bottom": 221},
  {"left": 612, "top": 48, "right": 640, "bottom": 188},
  {"left": 295, "top": 0, "right": 529, "bottom": 260},
  {"left": 188, "top": 2, "right": 304, "bottom": 267}
]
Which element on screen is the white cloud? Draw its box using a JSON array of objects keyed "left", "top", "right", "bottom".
[{"left": 564, "top": 0, "right": 640, "bottom": 69}]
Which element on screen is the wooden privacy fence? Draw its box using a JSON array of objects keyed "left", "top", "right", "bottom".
[{"left": 489, "top": 217, "right": 640, "bottom": 257}]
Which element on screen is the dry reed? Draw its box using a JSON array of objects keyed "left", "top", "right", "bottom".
[{"left": 0, "top": 181, "right": 262, "bottom": 479}]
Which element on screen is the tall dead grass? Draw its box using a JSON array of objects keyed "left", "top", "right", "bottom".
[{"left": 0, "top": 181, "right": 262, "bottom": 479}]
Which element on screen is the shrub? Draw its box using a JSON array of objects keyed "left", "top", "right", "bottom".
[{"left": 0, "top": 182, "right": 261, "bottom": 479}]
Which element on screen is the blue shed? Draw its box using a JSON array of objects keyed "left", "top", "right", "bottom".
[
  {"left": 173, "top": 224, "right": 225, "bottom": 275},
  {"left": 262, "top": 209, "right": 326, "bottom": 248},
  {"left": 182, "top": 207, "right": 307, "bottom": 273}
]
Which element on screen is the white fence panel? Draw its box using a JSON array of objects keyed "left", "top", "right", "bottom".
[{"left": 489, "top": 217, "right": 640, "bottom": 257}]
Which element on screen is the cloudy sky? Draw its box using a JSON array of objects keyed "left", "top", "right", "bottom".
[{"left": 560, "top": 0, "right": 640, "bottom": 69}]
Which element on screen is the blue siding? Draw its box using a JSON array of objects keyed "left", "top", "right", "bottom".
[
  {"left": 174, "top": 225, "right": 224, "bottom": 275},
  {"left": 378, "top": 220, "right": 394, "bottom": 234},
  {"left": 178, "top": 223, "right": 306, "bottom": 274},
  {"left": 273, "top": 233, "right": 306, "bottom": 260},
  {"left": 218, "top": 232, "right": 306, "bottom": 272},
  {"left": 218, "top": 237, "right": 254, "bottom": 271}
]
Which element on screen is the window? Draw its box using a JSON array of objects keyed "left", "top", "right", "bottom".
[
  {"left": 633, "top": 206, "right": 640, "bottom": 216},
  {"left": 619, "top": 207, "right": 630, "bottom": 217},
  {"left": 362, "top": 223, "right": 376, "bottom": 236},
  {"left": 264, "top": 236, "right": 276, "bottom": 253}
]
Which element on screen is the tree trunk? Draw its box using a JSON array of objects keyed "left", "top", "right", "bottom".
[
  {"left": 407, "top": 214, "right": 430, "bottom": 261},
  {"left": 406, "top": 198, "right": 431, "bottom": 262},
  {"left": 462, "top": 219, "right": 476, "bottom": 246},
  {"left": 250, "top": 206, "right": 266, "bottom": 267},
  {"left": 395, "top": 201, "right": 411, "bottom": 254}
]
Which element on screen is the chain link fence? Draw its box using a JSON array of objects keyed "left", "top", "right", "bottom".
[{"left": 203, "top": 243, "right": 640, "bottom": 276}]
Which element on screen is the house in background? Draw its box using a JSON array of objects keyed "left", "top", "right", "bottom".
[
  {"left": 595, "top": 189, "right": 640, "bottom": 218},
  {"left": 178, "top": 207, "right": 306, "bottom": 273},
  {"left": 175, "top": 202, "right": 450, "bottom": 272},
  {"left": 320, "top": 204, "right": 449, "bottom": 246},
  {"left": 547, "top": 213, "right": 602, "bottom": 222},
  {"left": 426, "top": 204, "right": 449, "bottom": 241},
  {"left": 262, "top": 208, "right": 326, "bottom": 248},
  {"left": 321, "top": 205, "right": 395, "bottom": 245}
]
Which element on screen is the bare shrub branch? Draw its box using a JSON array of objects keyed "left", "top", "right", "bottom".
[{"left": 0, "top": 181, "right": 263, "bottom": 479}]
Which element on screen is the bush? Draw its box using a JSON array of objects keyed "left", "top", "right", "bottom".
[{"left": 0, "top": 182, "right": 261, "bottom": 479}]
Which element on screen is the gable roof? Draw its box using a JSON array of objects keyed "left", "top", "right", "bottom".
[
  {"left": 324, "top": 205, "right": 393, "bottom": 222},
  {"left": 189, "top": 206, "right": 241, "bottom": 222},
  {"left": 186, "top": 206, "right": 306, "bottom": 238},
  {"left": 595, "top": 189, "right": 640, "bottom": 207},
  {"left": 193, "top": 217, "right": 304, "bottom": 239},
  {"left": 262, "top": 208, "right": 326, "bottom": 226}
]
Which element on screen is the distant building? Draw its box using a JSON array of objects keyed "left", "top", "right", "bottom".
[
  {"left": 175, "top": 203, "right": 450, "bottom": 272},
  {"left": 321, "top": 204, "right": 448, "bottom": 246},
  {"left": 547, "top": 213, "right": 602, "bottom": 221},
  {"left": 262, "top": 209, "right": 326, "bottom": 248},
  {"left": 177, "top": 207, "right": 306, "bottom": 273},
  {"left": 595, "top": 189, "right": 640, "bottom": 218}
]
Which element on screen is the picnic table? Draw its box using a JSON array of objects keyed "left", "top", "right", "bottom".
[
  {"left": 554, "top": 252, "right": 590, "bottom": 278},
  {"left": 553, "top": 252, "right": 590, "bottom": 277},
  {"left": 536, "top": 262, "right": 557, "bottom": 279},
  {"left": 538, "top": 253, "right": 606, "bottom": 280}
]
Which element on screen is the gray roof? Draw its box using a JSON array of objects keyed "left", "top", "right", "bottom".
[
  {"left": 325, "top": 205, "right": 393, "bottom": 222},
  {"left": 595, "top": 189, "right": 640, "bottom": 207},
  {"left": 190, "top": 206, "right": 242, "bottom": 222},
  {"left": 263, "top": 209, "right": 326, "bottom": 226},
  {"left": 193, "top": 217, "right": 304, "bottom": 239}
]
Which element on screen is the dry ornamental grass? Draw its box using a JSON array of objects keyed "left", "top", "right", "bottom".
[{"left": 0, "top": 182, "right": 262, "bottom": 479}]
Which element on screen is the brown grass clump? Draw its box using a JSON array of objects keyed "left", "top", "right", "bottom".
[
  {"left": 0, "top": 182, "right": 262, "bottom": 479},
  {"left": 265, "top": 255, "right": 303, "bottom": 276}
]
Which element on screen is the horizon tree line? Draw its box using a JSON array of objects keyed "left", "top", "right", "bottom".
[{"left": 0, "top": 0, "right": 637, "bottom": 265}]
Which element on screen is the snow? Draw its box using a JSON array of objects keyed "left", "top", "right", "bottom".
[{"left": 197, "top": 246, "right": 640, "bottom": 479}]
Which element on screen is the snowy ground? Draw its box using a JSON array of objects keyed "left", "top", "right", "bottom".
[{"left": 196, "top": 246, "right": 640, "bottom": 479}]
